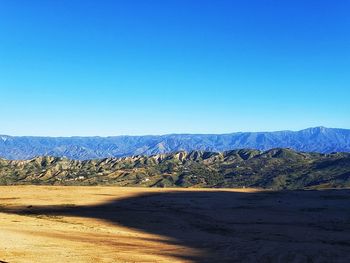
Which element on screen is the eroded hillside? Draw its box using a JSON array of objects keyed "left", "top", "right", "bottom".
[{"left": 0, "top": 148, "right": 349, "bottom": 189}]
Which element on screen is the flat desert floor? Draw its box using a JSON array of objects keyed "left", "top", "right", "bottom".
[{"left": 0, "top": 186, "right": 349, "bottom": 263}]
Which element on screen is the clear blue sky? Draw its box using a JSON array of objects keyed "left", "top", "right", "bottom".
[{"left": 0, "top": 0, "right": 349, "bottom": 136}]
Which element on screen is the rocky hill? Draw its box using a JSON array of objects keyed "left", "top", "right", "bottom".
[
  {"left": 1, "top": 127, "right": 350, "bottom": 160},
  {"left": 1, "top": 148, "right": 349, "bottom": 190}
]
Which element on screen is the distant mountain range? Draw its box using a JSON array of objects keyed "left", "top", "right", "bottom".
[{"left": 1, "top": 127, "right": 350, "bottom": 160}]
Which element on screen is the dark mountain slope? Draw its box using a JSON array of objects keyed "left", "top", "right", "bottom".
[
  {"left": 1, "top": 148, "right": 349, "bottom": 190},
  {"left": 1, "top": 127, "right": 350, "bottom": 160}
]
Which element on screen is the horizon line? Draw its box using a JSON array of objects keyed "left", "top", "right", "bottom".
[{"left": 1, "top": 126, "right": 348, "bottom": 138}]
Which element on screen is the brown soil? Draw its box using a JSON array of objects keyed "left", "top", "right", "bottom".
[{"left": 0, "top": 186, "right": 349, "bottom": 262}]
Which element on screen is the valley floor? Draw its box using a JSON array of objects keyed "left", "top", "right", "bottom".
[{"left": 0, "top": 186, "right": 349, "bottom": 262}]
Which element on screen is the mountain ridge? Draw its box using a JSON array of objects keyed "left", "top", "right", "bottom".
[
  {"left": 1, "top": 148, "right": 349, "bottom": 189},
  {"left": 1, "top": 127, "right": 350, "bottom": 160}
]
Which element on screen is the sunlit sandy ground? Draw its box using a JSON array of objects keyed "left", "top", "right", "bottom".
[{"left": 0, "top": 186, "right": 349, "bottom": 262}]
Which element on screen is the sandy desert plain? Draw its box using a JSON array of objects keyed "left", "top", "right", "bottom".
[{"left": 0, "top": 186, "right": 349, "bottom": 263}]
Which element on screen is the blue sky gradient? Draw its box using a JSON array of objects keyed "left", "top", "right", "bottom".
[{"left": 0, "top": 0, "right": 349, "bottom": 136}]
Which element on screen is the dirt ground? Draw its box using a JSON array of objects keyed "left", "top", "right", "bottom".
[{"left": 0, "top": 186, "right": 349, "bottom": 263}]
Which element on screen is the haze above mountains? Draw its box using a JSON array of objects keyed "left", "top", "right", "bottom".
[{"left": 1, "top": 127, "right": 349, "bottom": 160}]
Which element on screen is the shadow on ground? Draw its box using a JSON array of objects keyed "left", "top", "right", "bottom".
[{"left": 1, "top": 189, "right": 350, "bottom": 262}]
